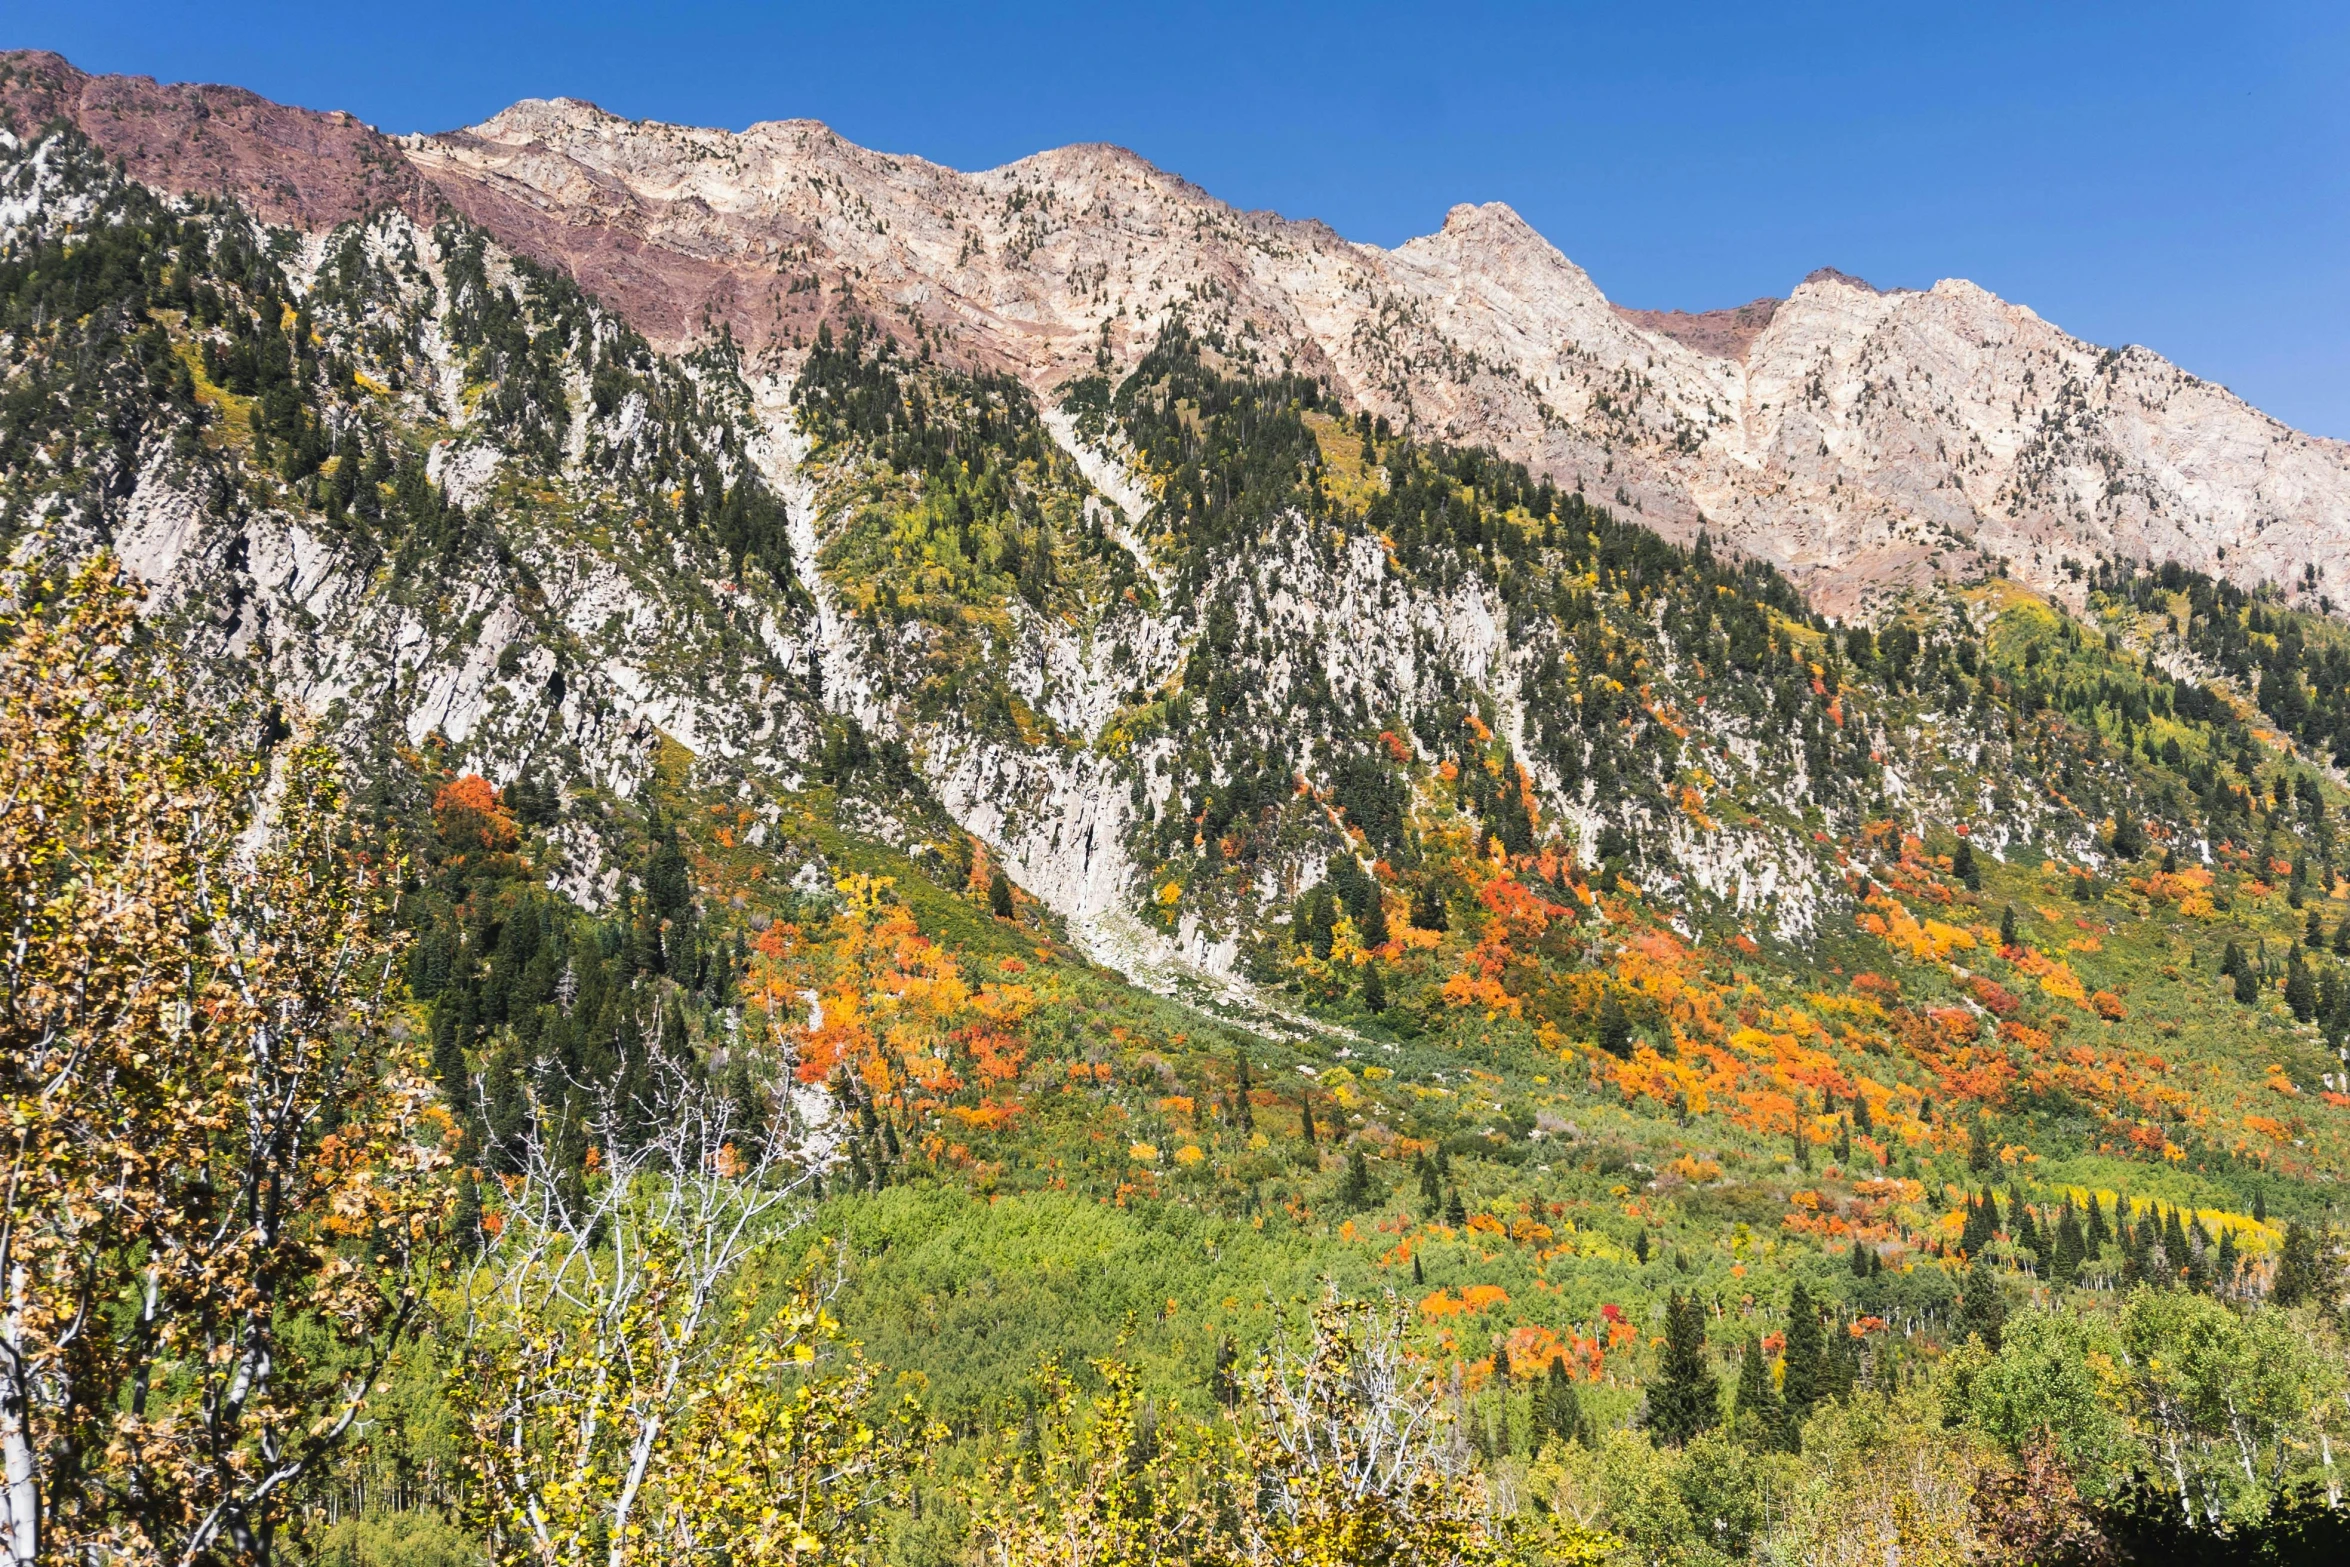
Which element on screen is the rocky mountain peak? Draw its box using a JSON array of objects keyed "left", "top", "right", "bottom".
[{"left": 7, "top": 48, "right": 2347, "bottom": 619}]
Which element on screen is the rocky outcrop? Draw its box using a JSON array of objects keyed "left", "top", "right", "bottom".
[
  {"left": 12, "top": 50, "right": 2348, "bottom": 622},
  {"left": 0, "top": 50, "right": 433, "bottom": 229}
]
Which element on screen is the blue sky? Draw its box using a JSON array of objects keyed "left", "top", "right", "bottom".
[{"left": 13, "top": 1, "right": 2348, "bottom": 436}]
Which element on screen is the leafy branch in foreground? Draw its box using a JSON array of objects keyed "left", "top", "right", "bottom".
[{"left": 0, "top": 557, "right": 446, "bottom": 1565}]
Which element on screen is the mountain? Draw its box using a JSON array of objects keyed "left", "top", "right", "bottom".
[
  {"left": 8, "top": 50, "right": 2349, "bottom": 625},
  {"left": 8, "top": 47, "right": 2350, "bottom": 1566}
]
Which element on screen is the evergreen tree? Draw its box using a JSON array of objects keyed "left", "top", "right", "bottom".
[
  {"left": 1968, "top": 1118, "right": 1994, "bottom": 1173},
  {"left": 2253, "top": 1189, "right": 2267, "bottom": 1225},
  {"left": 2052, "top": 1200, "right": 2086, "bottom": 1284},
  {"left": 1999, "top": 904, "right": 2020, "bottom": 949},
  {"left": 2285, "top": 955, "right": 2318, "bottom": 1022},
  {"left": 1956, "top": 1259, "right": 2007, "bottom": 1351},
  {"left": 2009, "top": 1183, "right": 2040, "bottom": 1257},
  {"left": 2109, "top": 814, "right": 2145, "bottom": 860},
  {"left": 1959, "top": 1192, "right": 1986, "bottom": 1254},
  {"left": 1297, "top": 884, "right": 1338, "bottom": 959},
  {"left": 1648, "top": 1291, "right": 1721, "bottom": 1447},
  {"left": 988, "top": 867, "right": 1015, "bottom": 919},
  {"left": 2086, "top": 1192, "right": 2110, "bottom": 1255},
  {"left": 1339, "top": 1146, "right": 1375, "bottom": 1210},
  {"left": 1595, "top": 993, "right": 1635, "bottom": 1060},
  {"left": 1298, "top": 1089, "right": 1316, "bottom": 1147},
  {"left": 1543, "top": 1359, "right": 1587, "bottom": 1448},
  {"left": 2235, "top": 962, "right": 2263, "bottom": 1006},
  {"left": 1780, "top": 1282, "right": 1825, "bottom": 1438},
  {"left": 1232, "top": 1052, "right": 1255, "bottom": 1131},
  {"left": 453, "top": 1171, "right": 487, "bottom": 1258},
  {"left": 1409, "top": 881, "right": 1449, "bottom": 932},
  {"left": 1443, "top": 1186, "right": 1467, "bottom": 1229},
  {"left": 2272, "top": 1220, "right": 2331, "bottom": 1308},
  {"left": 1850, "top": 1242, "right": 1872, "bottom": 1278},
  {"left": 1731, "top": 1337, "right": 1784, "bottom": 1450},
  {"left": 1951, "top": 837, "right": 1980, "bottom": 891},
  {"left": 1634, "top": 1228, "right": 1651, "bottom": 1265},
  {"left": 1412, "top": 1252, "right": 1424, "bottom": 1286},
  {"left": 1360, "top": 959, "right": 1387, "bottom": 1013}
]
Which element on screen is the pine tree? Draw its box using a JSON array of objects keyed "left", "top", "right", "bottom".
[
  {"left": 1559, "top": 1367, "right": 1590, "bottom": 1447},
  {"left": 1443, "top": 1186, "right": 1466, "bottom": 1229},
  {"left": 2220, "top": 939, "right": 2246, "bottom": 979},
  {"left": 1957, "top": 1259, "right": 2007, "bottom": 1351},
  {"left": 1360, "top": 959, "right": 1387, "bottom": 1013},
  {"left": 1595, "top": 994, "right": 1635, "bottom": 1059},
  {"left": 1731, "top": 1336, "right": 1784, "bottom": 1450},
  {"left": 1298, "top": 1089, "right": 1316, "bottom": 1147},
  {"left": 2285, "top": 956, "right": 2318, "bottom": 1022},
  {"left": 1780, "top": 1282, "right": 1825, "bottom": 1440},
  {"left": 1952, "top": 837, "right": 1980, "bottom": 890},
  {"left": 1851, "top": 1242, "right": 1872, "bottom": 1278},
  {"left": 2009, "top": 1183, "right": 2040, "bottom": 1257},
  {"left": 2000, "top": 905, "right": 2020, "bottom": 949},
  {"left": 1648, "top": 1291, "right": 1721, "bottom": 1446},
  {"left": 1634, "top": 1228, "right": 1651, "bottom": 1265},
  {"left": 2253, "top": 1189, "right": 2267, "bottom": 1225},
  {"left": 1232, "top": 1052, "right": 1254, "bottom": 1131},
  {"left": 1339, "top": 1146, "right": 1375, "bottom": 1209},
  {"left": 1418, "top": 1153, "right": 1442, "bottom": 1217},
  {"left": 1968, "top": 1118, "right": 1994, "bottom": 1173},
  {"left": 1959, "top": 1192, "right": 1985, "bottom": 1254},
  {"left": 2235, "top": 963, "right": 2262, "bottom": 1006},
  {"left": 2053, "top": 1201, "right": 2086, "bottom": 1284},
  {"left": 2272, "top": 1220, "right": 2330, "bottom": 1307},
  {"left": 453, "top": 1171, "right": 486, "bottom": 1257},
  {"left": 1412, "top": 1252, "right": 1424, "bottom": 1286},
  {"left": 2086, "top": 1192, "right": 2110, "bottom": 1255},
  {"left": 988, "top": 868, "right": 1015, "bottom": 918}
]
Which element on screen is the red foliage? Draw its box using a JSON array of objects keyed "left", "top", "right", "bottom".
[{"left": 433, "top": 774, "right": 518, "bottom": 855}]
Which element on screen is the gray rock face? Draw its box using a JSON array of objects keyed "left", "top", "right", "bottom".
[
  {"left": 11, "top": 52, "right": 2345, "bottom": 619},
  {"left": 400, "top": 101, "right": 2350, "bottom": 619}
]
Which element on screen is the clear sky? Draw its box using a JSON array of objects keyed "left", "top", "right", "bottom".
[{"left": 13, "top": 1, "right": 2347, "bottom": 436}]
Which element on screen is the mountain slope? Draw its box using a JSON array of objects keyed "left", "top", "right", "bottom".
[
  {"left": 8, "top": 50, "right": 2347, "bottom": 621},
  {"left": 11, "top": 58, "right": 2350, "bottom": 1566},
  {"left": 400, "top": 95, "right": 2350, "bottom": 619}
]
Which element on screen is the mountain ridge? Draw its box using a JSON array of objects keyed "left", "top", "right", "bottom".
[{"left": 6, "top": 48, "right": 2346, "bottom": 619}]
